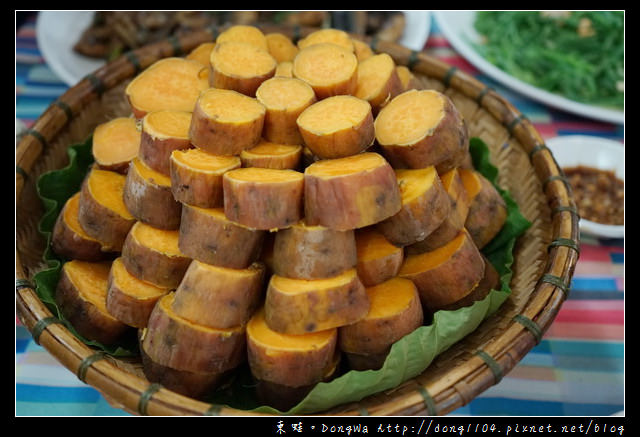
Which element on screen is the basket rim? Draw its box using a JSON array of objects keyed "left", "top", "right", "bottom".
[{"left": 15, "top": 24, "right": 580, "bottom": 416}]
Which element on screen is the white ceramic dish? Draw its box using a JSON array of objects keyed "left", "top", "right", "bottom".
[
  {"left": 546, "top": 135, "right": 624, "bottom": 239},
  {"left": 433, "top": 11, "right": 624, "bottom": 125},
  {"left": 36, "top": 11, "right": 431, "bottom": 87}
]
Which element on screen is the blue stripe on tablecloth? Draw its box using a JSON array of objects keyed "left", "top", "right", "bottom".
[
  {"left": 568, "top": 290, "right": 624, "bottom": 300},
  {"left": 455, "top": 397, "right": 624, "bottom": 416},
  {"left": 16, "top": 383, "right": 101, "bottom": 403},
  {"left": 570, "top": 277, "right": 619, "bottom": 291},
  {"left": 533, "top": 339, "right": 624, "bottom": 360},
  {"left": 610, "top": 252, "right": 624, "bottom": 264}
]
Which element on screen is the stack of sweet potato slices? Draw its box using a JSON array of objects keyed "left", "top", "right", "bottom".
[{"left": 50, "top": 24, "right": 508, "bottom": 409}]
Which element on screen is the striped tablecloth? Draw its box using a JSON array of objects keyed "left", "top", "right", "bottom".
[{"left": 16, "top": 12, "right": 624, "bottom": 417}]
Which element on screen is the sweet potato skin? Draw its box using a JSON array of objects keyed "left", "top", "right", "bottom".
[
  {"left": 355, "top": 229, "right": 404, "bottom": 287},
  {"left": 399, "top": 231, "right": 485, "bottom": 312},
  {"left": 122, "top": 160, "right": 182, "bottom": 230},
  {"left": 138, "top": 130, "right": 191, "bottom": 177},
  {"left": 223, "top": 169, "right": 304, "bottom": 230},
  {"left": 178, "top": 204, "right": 265, "bottom": 269},
  {"left": 188, "top": 91, "right": 265, "bottom": 156},
  {"left": 142, "top": 293, "right": 246, "bottom": 373},
  {"left": 437, "top": 254, "right": 500, "bottom": 312},
  {"left": 377, "top": 91, "right": 469, "bottom": 173},
  {"left": 464, "top": 171, "right": 508, "bottom": 249},
  {"left": 120, "top": 225, "right": 190, "bottom": 289},
  {"left": 52, "top": 193, "right": 109, "bottom": 261},
  {"left": 406, "top": 168, "right": 470, "bottom": 254},
  {"left": 106, "top": 259, "right": 169, "bottom": 328},
  {"left": 171, "top": 260, "right": 266, "bottom": 329},
  {"left": 264, "top": 270, "right": 370, "bottom": 334},
  {"left": 272, "top": 224, "right": 357, "bottom": 279},
  {"left": 338, "top": 279, "right": 423, "bottom": 356},
  {"left": 304, "top": 153, "right": 402, "bottom": 231},
  {"left": 56, "top": 262, "right": 130, "bottom": 345},
  {"left": 247, "top": 310, "right": 338, "bottom": 388},
  {"left": 77, "top": 172, "right": 135, "bottom": 252},
  {"left": 139, "top": 330, "right": 229, "bottom": 399},
  {"left": 376, "top": 169, "right": 451, "bottom": 247}
]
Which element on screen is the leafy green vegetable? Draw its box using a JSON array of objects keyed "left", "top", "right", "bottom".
[
  {"left": 472, "top": 11, "right": 624, "bottom": 109},
  {"left": 33, "top": 135, "right": 530, "bottom": 413}
]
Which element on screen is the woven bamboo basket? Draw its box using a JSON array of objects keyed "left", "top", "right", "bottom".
[{"left": 15, "top": 25, "right": 580, "bottom": 416}]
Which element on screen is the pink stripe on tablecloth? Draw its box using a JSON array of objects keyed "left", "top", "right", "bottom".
[
  {"left": 434, "top": 56, "right": 478, "bottom": 75},
  {"left": 560, "top": 299, "right": 623, "bottom": 311},
  {"left": 545, "top": 321, "right": 623, "bottom": 341},
  {"left": 555, "top": 308, "right": 623, "bottom": 325},
  {"left": 574, "top": 260, "right": 621, "bottom": 276},
  {"left": 579, "top": 244, "right": 619, "bottom": 262},
  {"left": 532, "top": 124, "right": 559, "bottom": 140}
]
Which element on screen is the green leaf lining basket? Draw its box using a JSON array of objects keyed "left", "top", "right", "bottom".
[{"left": 15, "top": 25, "right": 579, "bottom": 416}]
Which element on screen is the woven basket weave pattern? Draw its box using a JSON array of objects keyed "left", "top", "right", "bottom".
[{"left": 15, "top": 26, "right": 579, "bottom": 416}]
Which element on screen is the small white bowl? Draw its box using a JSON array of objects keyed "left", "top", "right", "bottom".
[{"left": 546, "top": 135, "right": 625, "bottom": 239}]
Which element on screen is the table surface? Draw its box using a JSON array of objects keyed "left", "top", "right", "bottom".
[{"left": 15, "top": 12, "right": 624, "bottom": 417}]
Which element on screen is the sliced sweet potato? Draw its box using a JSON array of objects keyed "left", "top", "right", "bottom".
[
  {"left": 339, "top": 277, "right": 423, "bottom": 369},
  {"left": 255, "top": 353, "right": 339, "bottom": 411},
  {"left": 296, "top": 95, "right": 375, "bottom": 159},
  {"left": 297, "top": 28, "right": 355, "bottom": 52},
  {"left": 92, "top": 117, "right": 141, "bottom": 174},
  {"left": 459, "top": 168, "right": 508, "bottom": 249},
  {"left": 106, "top": 257, "right": 170, "bottom": 328},
  {"left": 138, "top": 110, "right": 192, "bottom": 176},
  {"left": 171, "top": 260, "right": 266, "bottom": 329},
  {"left": 179, "top": 204, "right": 265, "bottom": 269},
  {"left": 255, "top": 76, "right": 316, "bottom": 145},
  {"left": 188, "top": 88, "right": 265, "bottom": 156},
  {"left": 374, "top": 89, "right": 469, "bottom": 173},
  {"left": 142, "top": 292, "right": 246, "bottom": 373},
  {"left": 292, "top": 43, "right": 358, "bottom": 99},
  {"left": 77, "top": 168, "right": 135, "bottom": 252},
  {"left": 52, "top": 192, "right": 110, "bottom": 261},
  {"left": 438, "top": 254, "right": 500, "bottom": 312},
  {"left": 125, "top": 57, "right": 209, "bottom": 119},
  {"left": 239, "top": 140, "right": 302, "bottom": 170},
  {"left": 184, "top": 41, "right": 215, "bottom": 67},
  {"left": 407, "top": 167, "right": 470, "bottom": 254},
  {"left": 396, "top": 65, "right": 421, "bottom": 91},
  {"left": 169, "top": 148, "right": 241, "bottom": 208},
  {"left": 56, "top": 260, "right": 130, "bottom": 344},
  {"left": 223, "top": 167, "right": 304, "bottom": 230},
  {"left": 272, "top": 220, "right": 357, "bottom": 279},
  {"left": 275, "top": 61, "right": 293, "bottom": 78},
  {"left": 376, "top": 166, "right": 451, "bottom": 247},
  {"left": 122, "top": 158, "right": 182, "bottom": 230},
  {"left": 264, "top": 268, "right": 369, "bottom": 334},
  {"left": 352, "top": 38, "right": 374, "bottom": 62},
  {"left": 354, "top": 227, "right": 404, "bottom": 287},
  {"left": 247, "top": 307, "right": 338, "bottom": 388},
  {"left": 265, "top": 32, "right": 299, "bottom": 63},
  {"left": 354, "top": 53, "right": 403, "bottom": 114},
  {"left": 209, "top": 41, "right": 277, "bottom": 96},
  {"left": 120, "top": 221, "right": 191, "bottom": 289},
  {"left": 304, "top": 152, "right": 401, "bottom": 230},
  {"left": 215, "top": 24, "right": 269, "bottom": 52},
  {"left": 139, "top": 328, "right": 230, "bottom": 399},
  {"left": 398, "top": 230, "right": 485, "bottom": 312}
]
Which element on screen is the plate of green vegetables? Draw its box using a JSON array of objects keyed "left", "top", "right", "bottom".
[{"left": 433, "top": 11, "right": 624, "bottom": 125}]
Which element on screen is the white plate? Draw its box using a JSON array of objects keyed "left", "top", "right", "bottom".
[
  {"left": 546, "top": 135, "right": 624, "bottom": 239},
  {"left": 36, "top": 11, "right": 431, "bottom": 87},
  {"left": 433, "top": 11, "right": 624, "bottom": 125},
  {"left": 398, "top": 11, "right": 431, "bottom": 51},
  {"left": 36, "top": 11, "right": 105, "bottom": 86}
]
